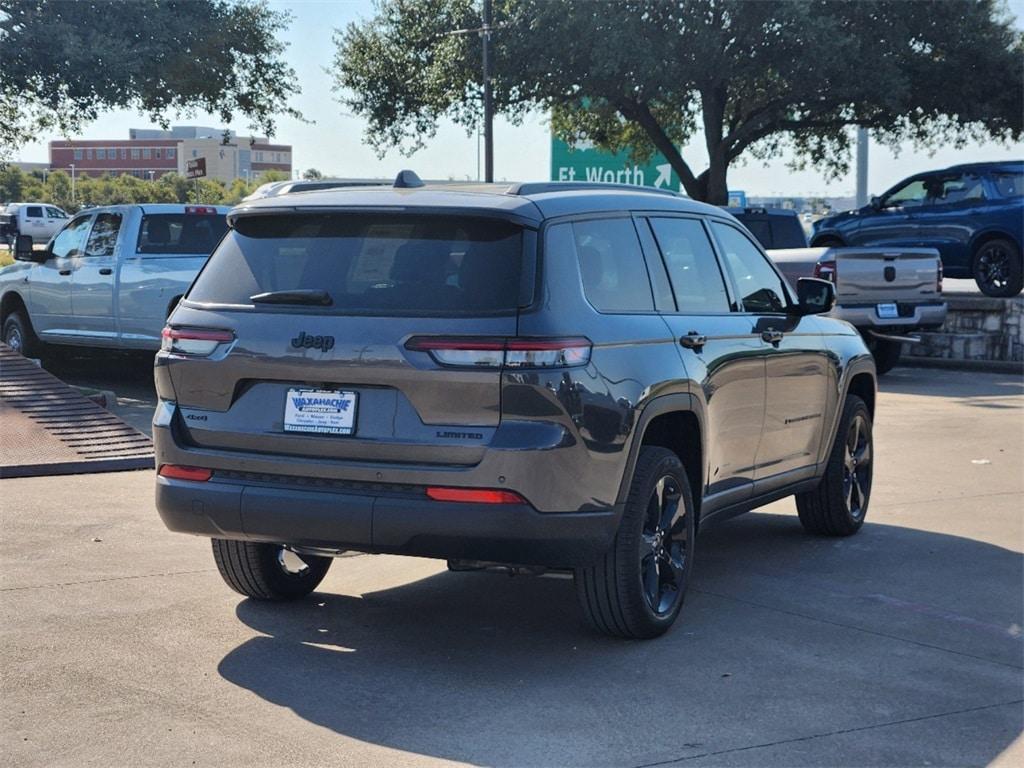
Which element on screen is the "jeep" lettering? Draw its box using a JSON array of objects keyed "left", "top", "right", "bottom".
[{"left": 291, "top": 332, "right": 335, "bottom": 352}]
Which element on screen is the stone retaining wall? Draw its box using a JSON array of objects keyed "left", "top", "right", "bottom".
[{"left": 904, "top": 294, "right": 1023, "bottom": 363}]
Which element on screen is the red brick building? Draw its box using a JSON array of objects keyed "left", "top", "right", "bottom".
[{"left": 48, "top": 126, "right": 292, "bottom": 181}]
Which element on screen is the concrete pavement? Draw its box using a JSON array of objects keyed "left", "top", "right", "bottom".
[{"left": 1, "top": 366, "right": 1021, "bottom": 767}]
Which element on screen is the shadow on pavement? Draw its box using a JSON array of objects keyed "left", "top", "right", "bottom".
[
  {"left": 217, "top": 514, "right": 1022, "bottom": 767},
  {"left": 882, "top": 367, "right": 1024, "bottom": 401}
]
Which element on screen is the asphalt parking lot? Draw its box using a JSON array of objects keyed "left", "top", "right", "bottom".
[{"left": 1, "top": 363, "right": 1021, "bottom": 767}]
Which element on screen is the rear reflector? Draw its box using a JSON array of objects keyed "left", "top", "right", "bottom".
[
  {"left": 406, "top": 336, "right": 591, "bottom": 369},
  {"left": 161, "top": 326, "right": 234, "bottom": 356},
  {"left": 158, "top": 464, "right": 213, "bottom": 482},
  {"left": 426, "top": 487, "right": 526, "bottom": 504}
]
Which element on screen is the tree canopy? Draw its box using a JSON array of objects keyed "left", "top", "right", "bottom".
[
  {"left": 333, "top": 0, "right": 1023, "bottom": 203},
  {"left": 0, "top": 0, "right": 301, "bottom": 157}
]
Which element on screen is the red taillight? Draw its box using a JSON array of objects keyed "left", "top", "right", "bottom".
[
  {"left": 814, "top": 259, "right": 837, "bottom": 283},
  {"left": 405, "top": 336, "right": 591, "bottom": 368},
  {"left": 161, "top": 326, "right": 234, "bottom": 356},
  {"left": 426, "top": 487, "right": 526, "bottom": 504},
  {"left": 184, "top": 206, "right": 217, "bottom": 215},
  {"left": 158, "top": 464, "right": 213, "bottom": 482}
]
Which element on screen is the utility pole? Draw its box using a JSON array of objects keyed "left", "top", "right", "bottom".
[
  {"left": 69, "top": 164, "right": 76, "bottom": 202},
  {"left": 855, "top": 127, "right": 869, "bottom": 208},
  {"left": 481, "top": 0, "right": 494, "bottom": 182}
]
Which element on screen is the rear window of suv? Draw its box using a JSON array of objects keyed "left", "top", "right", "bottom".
[{"left": 187, "top": 213, "right": 525, "bottom": 316}]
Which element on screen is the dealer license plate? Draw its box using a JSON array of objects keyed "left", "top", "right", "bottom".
[
  {"left": 876, "top": 303, "right": 899, "bottom": 319},
  {"left": 283, "top": 388, "right": 357, "bottom": 435}
]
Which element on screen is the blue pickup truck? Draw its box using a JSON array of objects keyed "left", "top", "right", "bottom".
[{"left": 812, "top": 161, "right": 1023, "bottom": 297}]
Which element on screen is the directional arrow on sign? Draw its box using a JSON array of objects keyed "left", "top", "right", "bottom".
[{"left": 654, "top": 163, "right": 672, "bottom": 189}]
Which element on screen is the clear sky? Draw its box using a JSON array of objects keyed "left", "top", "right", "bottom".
[{"left": 14, "top": 0, "right": 1024, "bottom": 197}]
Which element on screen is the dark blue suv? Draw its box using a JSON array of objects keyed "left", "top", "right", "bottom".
[{"left": 812, "top": 161, "right": 1023, "bottom": 296}]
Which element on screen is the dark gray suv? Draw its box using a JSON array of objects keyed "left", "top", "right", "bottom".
[{"left": 155, "top": 175, "right": 876, "bottom": 639}]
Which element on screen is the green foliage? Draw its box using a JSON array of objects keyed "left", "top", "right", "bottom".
[
  {"left": 0, "top": 0, "right": 302, "bottom": 156},
  {"left": 333, "top": 0, "right": 1023, "bottom": 203},
  {"left": 0, "top": 166, "right": 283, "bottom": 211},
  {"left": 303, "top": 168, "right": 324, "bottom": 179}
]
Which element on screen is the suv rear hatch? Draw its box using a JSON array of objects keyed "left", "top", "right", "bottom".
[{"left": 161, "top": 211, "right": 532, "bottom": 466}]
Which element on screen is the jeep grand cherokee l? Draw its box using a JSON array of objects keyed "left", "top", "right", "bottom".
[{"left": 155, "top": 174, "right": 877, "bottom": 639}]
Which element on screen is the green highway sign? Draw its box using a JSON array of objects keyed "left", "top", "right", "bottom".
[
  {"left": 550, "top": 135, "right": 747, "bottom": 206},
  {"left": 550, "top": 136, "right": 681, "bottom": 192}
]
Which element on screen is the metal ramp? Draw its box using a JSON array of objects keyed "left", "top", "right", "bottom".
[{"left": 0, "top": 344, "right": 154, "bottom": 479}]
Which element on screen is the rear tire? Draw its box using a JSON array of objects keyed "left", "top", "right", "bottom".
[
  {"left": 211, "top": 539, "right": 332, "bottom": 600},
  {"left": 869, "top": 338, "right": 901, "bottom": 376},
  {"left": 796, "top": 395, "right": 872, "bottom": 536},
  {"left": 972, "top": 238, "right": 1023, "bottom": 297},
  {"left": 575, "top": 446, "right": 696, "bottom": 639},
  {"left": 2, "top": 309, "right": 42, "bottom": 358}
]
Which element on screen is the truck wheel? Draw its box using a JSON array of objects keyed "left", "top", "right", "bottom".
[
  {"left": 574, "top": 446, "right": 696, "bottom": 639},
  {"left": 211, "top": 539, "right": 332, "bottom": 601},
  {"left": 2, "top": 309, "right": 42, "bottom": 358},
  {"left": 973, "top": 238, "right": 1023, "bottom": 297},
  {"left": 796, "top": 395, "right": 872, "bottom": 536},
  {"left": 869, "top": 338, "right": 902, "bottom": 376}
]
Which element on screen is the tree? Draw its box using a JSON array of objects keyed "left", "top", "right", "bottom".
[
  {"left": 303, "top": 168, "right": 324, "bottom": 180},
  {"left": 333, "top": 0, "right": 1023, "bottom": 204},
  {"left": 0, "top": 0, "right": 302, "bottom": 157}
]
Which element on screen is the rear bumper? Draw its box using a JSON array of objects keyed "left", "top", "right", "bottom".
[
  {"left": 156, "top": 474, "right": 621, "bottom": 567},
  {"left": 833, "top": 301, "right": 947, "bottom": 331}
]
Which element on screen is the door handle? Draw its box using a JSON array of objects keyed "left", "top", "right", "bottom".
[
  {"left": 679, "top": 332, "right": 707, "bottom": 350},
  {"left": 99, "top": 268, "right": 112, "bottom": 275},
  {"left": 761, "top": 329, "right": 784, "bottom": 345},
  {"left": 59, "top": 269, "right": 71, "bottom": 276}
]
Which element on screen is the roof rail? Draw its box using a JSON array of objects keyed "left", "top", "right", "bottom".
[{"left": 506, "top": 181, "right": 682, "bottom": 197}]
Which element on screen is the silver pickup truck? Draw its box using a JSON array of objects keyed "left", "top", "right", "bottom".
[
  {"left": 1, "top": 204, "right": 229, "bottom": 357},
  {"left": 728, "top": 207, "right": 946, "bottom": 374}
]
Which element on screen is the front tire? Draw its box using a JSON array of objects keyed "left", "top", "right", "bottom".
[
  {"left": 796, "top": 395, "right": 873, "bottom": 536},
  {"left": 972, "top": 238, "right": 1023, "bottom": 297},
  {"left": 2, "top": 309, "right": 42, "bottom": 358},
  {"left": 575, "top": 447, "right": 696, "bottom": 639},
  {"left": 212, "top": 539, "right": 332, "bottom": 600}
]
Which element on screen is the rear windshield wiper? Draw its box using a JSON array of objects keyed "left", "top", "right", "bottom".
[{"left": 249, "top": 289, "right": 333, "bottom": 306}]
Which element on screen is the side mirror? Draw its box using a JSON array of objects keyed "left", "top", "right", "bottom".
[
  {"left": 793, "top": 278, "right": 835, "bottom": 315},
  {"left": 13, "top": 234, "right": 44, "bottom": 262},
  {"left": 869, "top": 196, "right": 882, "bottom": 210}
]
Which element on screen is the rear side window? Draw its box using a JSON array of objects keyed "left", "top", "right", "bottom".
[
  {"left": 137, "top": 214, "right": 227, "bottom": 255},
  {"left": 572, "top": 218, "right": 653, "bottom": 312},
  {"left": 85, "top": 213, "right": 123, "bottom": 257},
  {"left": 25, "top": 206, "right": 43, "bottom": 218},
  {"left": 649, "top": 218, "right": 731, "bottom": 313},
  {"left": 992, "top": 171, "right": 1024, "bottom": 198},
  {"left": 188, "top": 214, "right": 525, "bottom": 316}
]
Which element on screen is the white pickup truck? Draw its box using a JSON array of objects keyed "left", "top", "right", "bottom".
[
  {"left": 0, "top": 204, "right": 229, "bottom": 357},
  {"left": 1, "top": 203, "right": 70, "bottom": 245},
  {"left": 728, "top": 207, "right": 947, "bottom": 374}
]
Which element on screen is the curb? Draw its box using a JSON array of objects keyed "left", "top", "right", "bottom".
[{"left": 901, "top": 356, "right": 1024, "bottom": 375}]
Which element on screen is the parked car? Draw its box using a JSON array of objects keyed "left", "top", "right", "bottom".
[
  {"left": 155, "top": 174, "right": 876, "bottom": 639},
  {"left": 0, "top": 204, "right": 229, "bottom": 356},
  {"left": 0, "top": 203, "right": 69, "bottom": 245},
  {"left": 811, "top": 161, "right": 1024, "bottom": 297},
  {"left": 730, "top": 206, "right": 946, "bottom": 374}
]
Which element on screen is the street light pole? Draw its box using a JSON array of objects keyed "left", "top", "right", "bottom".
[
  {"left": 69, "top": 164, "right": 76, "bottom": 202},
  {"left": 481, "top": 0, "right": 494, "bottom": 182}
]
